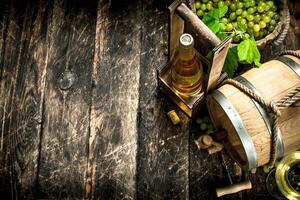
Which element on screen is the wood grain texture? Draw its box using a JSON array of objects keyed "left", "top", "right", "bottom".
[
  {"left": 0, "top": 0, "right": 49, "bottom": 198},
  {"left": 37, "top": 0, "right": 97, "bottom": 198},
  {"left": 136, "top": 0, "right": 190, "bottom": 199},
  {"left": 0, "top": 0, "right": 299, "bottom": 199},
  {"left": 0, "top": 1, "right": 26, "bottom": 198},
  {"left": 86, "top": 0, "right": 141, "bottom": 199}
]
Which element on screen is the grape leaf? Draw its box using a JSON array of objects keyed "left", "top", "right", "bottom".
[
  {"left": 217, "top": 32, "right": 227, "bottom": 40},
  {"left": 237, "top": 37, "right": 261, "bottom": 67},
  {"left": 203, "top": 6, "right": 228, "bottom": 34},
  {"left": 223, "top": 46, "right": 239, "bottom": 77},
  {"left": 207, "top": 21, "right": 225, "bottom": 34},
  {"left": 203, "top": 5, "right": 228, "bottom": 21}
]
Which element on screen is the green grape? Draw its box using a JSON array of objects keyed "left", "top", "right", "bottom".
[
  {"left": 213, "top": 0, "right": 220, "bottom": 2},
  {"left": 259, "top": 21, "right": 266, "bottom": 29},
  {"left": 248, "top": 21, "right": 254, "bottom": 28},
  {"left": 249, "top": 0, "right": 255, "bottom": 7},
  {"left": 259, "top": 31, "right": 264, "bottom": 38},
  {"left": 247, "top": 7, "right": 255, "bottom": 14},
  {"left": 263, "top": 166, "right": 270, "bottom": 173},
  {"left": 207, "top": 124, "right": 214, "bottom": 131},
  {"left": 265, "top": 5, "right": 270, "bottom": 11},
  {"left": 247, "top": 28, "right": 254, "bottom": 35},
  {"left": 233, "top": 36, "right": 241, "bottom": 43},
  {"left": 197, "top": 9, "right": 204, "bottom": 17},
  {"left": 200, "top": 123, "right": 208, "bottom": 131},
  {"left": 233, "top": 22, "right": 238, "bottom": 29},
  {"left": 226, "top": 23, "right": 234, "bottom": 31},
  {"left": 196, "top": 118, "right": 203, "bottom": 124},
  {"left": 236, "top": 8, "right": 243, "bottom": 15},
  {"left": 267, "top": 11, "right": 275, "bottom": 18},
  {"left": 257, "top": 6, "right": 264, "bottom": 13},
  {"left": 164, "top": 48, "right": 168, "bottom": 56},
  {"left": 266, "top": 1, "right": 274, "bottom": 8},
  {"left": 275, "top": 161, "right": 280, "bottom": 168},
  {"left": 247, "top": 14, "right": 254, "bottom": 21},
  {"left": 254, "top": 14, "right": 260, "bottom": 22},
  {"left": 268, "top": 25, "right": 275, "bottom": 32},
  {"left": 200, "top": 4, "right": 207, "bottom": 11},
  {"left": 202, "top": 0, "right": 209, "bottom": 2},
  {"left": 242, "top": 11, "right": 248, "bottom": 18},
  {"left": 262, "top": 29, "right": 268, "bottom": 36},
  {"left": 271, "top": 5, "right": 277, "bottom": 12},
  {"left": 244, "top": 2, "right": 251, "bottom": 8},
  {"left": 218, "top": 1, "right": 225, "bottom": 7},
  {"left": 258, "top": 2, "right": 266, "bottom": 9},
  {"left": 195, "top": 1, "right": 201, "bottom": 9},
  {"left": 242, "top": 33, "right": 250, "bottom": 40},
  {"left": 253, "top": 31, "right": 260, "bottom": 38},
  {"left": 240, "top": 18, "right": 247, "bottom": 25},
  {"left": 253, "top": 24, "right": 260, "bottom": 32},
  {"left": 229, "top": 12, "right": 237, "bottom": 20},
  {"left": 263, "top": 16, "right": 271, "bottom": 23},
  {"left": 237, "top": 16, "right": 243, "bottom": 22},
  {"left": 237, "top": 2, "right": 244, "bottom": 9},
  {"left": 273, "top": 13, "right": 280, "bottom": 21},
  {"left": 221, "top": 17, "right": 229, "bottom": 24},
  {"left": 225, "top": 0, "right": 231, "bottom": 6},
  {"left": 206, "top": 3, "right": 213, "bottom": 10},
  {"left": 230, "top": 4, "right": 237, "bottom": 11},
  {"left": 269, "top": 19, "right": 276, "bottom": 26}
]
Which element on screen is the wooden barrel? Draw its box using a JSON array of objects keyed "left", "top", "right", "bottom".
[{"left": 207, "top": 51, "right": 300, "bottom": 170}]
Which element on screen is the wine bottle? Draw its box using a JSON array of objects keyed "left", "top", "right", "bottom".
[{"left": 171, "top": 33, "right": 203, "bottom": 96}]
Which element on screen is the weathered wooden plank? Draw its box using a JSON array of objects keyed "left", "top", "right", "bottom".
[
  {"left": 86, "top": 1, "right": 142, "bottom": 199},
  {"left": 0, "top": 0, "right": 49, "bottom": 198},
  {"left": 0, "top": 1, "right": 24, "bottom": 198},
  {"left": 136, "top": 1, "right": 190, "bottom": 199},
  {"left": 0, "top": 0, "right": 6, "bottom": 78},
  {"left": 37, "top": 0, "right": 97, "bottom": 198}
]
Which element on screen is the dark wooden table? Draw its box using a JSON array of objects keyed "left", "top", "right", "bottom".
[{"left": 1, "top": 0, "right": 300, "bottom": 199}]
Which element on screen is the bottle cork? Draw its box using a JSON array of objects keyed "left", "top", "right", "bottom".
[{"left": 167, "top": 110, "right": 181, "bottom": 125}]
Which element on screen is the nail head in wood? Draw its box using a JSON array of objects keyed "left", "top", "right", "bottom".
[{"left": 58, "top": 70, "right": 76, "bottom": 91}]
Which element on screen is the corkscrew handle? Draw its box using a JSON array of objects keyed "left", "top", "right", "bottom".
[{"left": 215, "top": 181, "right": 252, "bottom": 197}]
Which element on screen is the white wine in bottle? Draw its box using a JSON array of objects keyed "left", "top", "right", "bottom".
[{"left": 171, "top": 33, "right": 203, "bottom": 96}]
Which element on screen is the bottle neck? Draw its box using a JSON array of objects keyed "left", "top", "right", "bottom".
[{"left": 179, "top": 45, "right": 195, "bottom": 61}]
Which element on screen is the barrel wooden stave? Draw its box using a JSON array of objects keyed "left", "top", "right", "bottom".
[
  {"left": 280, "top": 107, "right": 300, "bottom": 153},
  {"left": 218, "top": 83, "right": 271, "bottom": 167}
]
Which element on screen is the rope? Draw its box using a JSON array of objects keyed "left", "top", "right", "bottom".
[
  {"left": 279, "top": 50, "right": 300, "bottom": 59},
  {"left": 222, "top": 50, "right": 300, "bottom": 166},
  {"left": 274, "top": 0, "right": 290, "bottom": 46},
  {"left": 276, "top": 87, "right": 300, "bottom": 108}
]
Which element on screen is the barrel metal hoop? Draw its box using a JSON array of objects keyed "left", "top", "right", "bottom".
[
  {"left": 211, "top": 90, "right": 258, "bottom": 170},
  {"left": 275, "top": 56, "right": 300, "bottom": 77},
  {"left": 235, "top": 76, "right": 285, "bottom": 158}
]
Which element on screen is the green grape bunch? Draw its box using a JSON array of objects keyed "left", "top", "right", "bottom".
[{"left": 195, "top": 0, "right": 280, "bottom": 43}]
